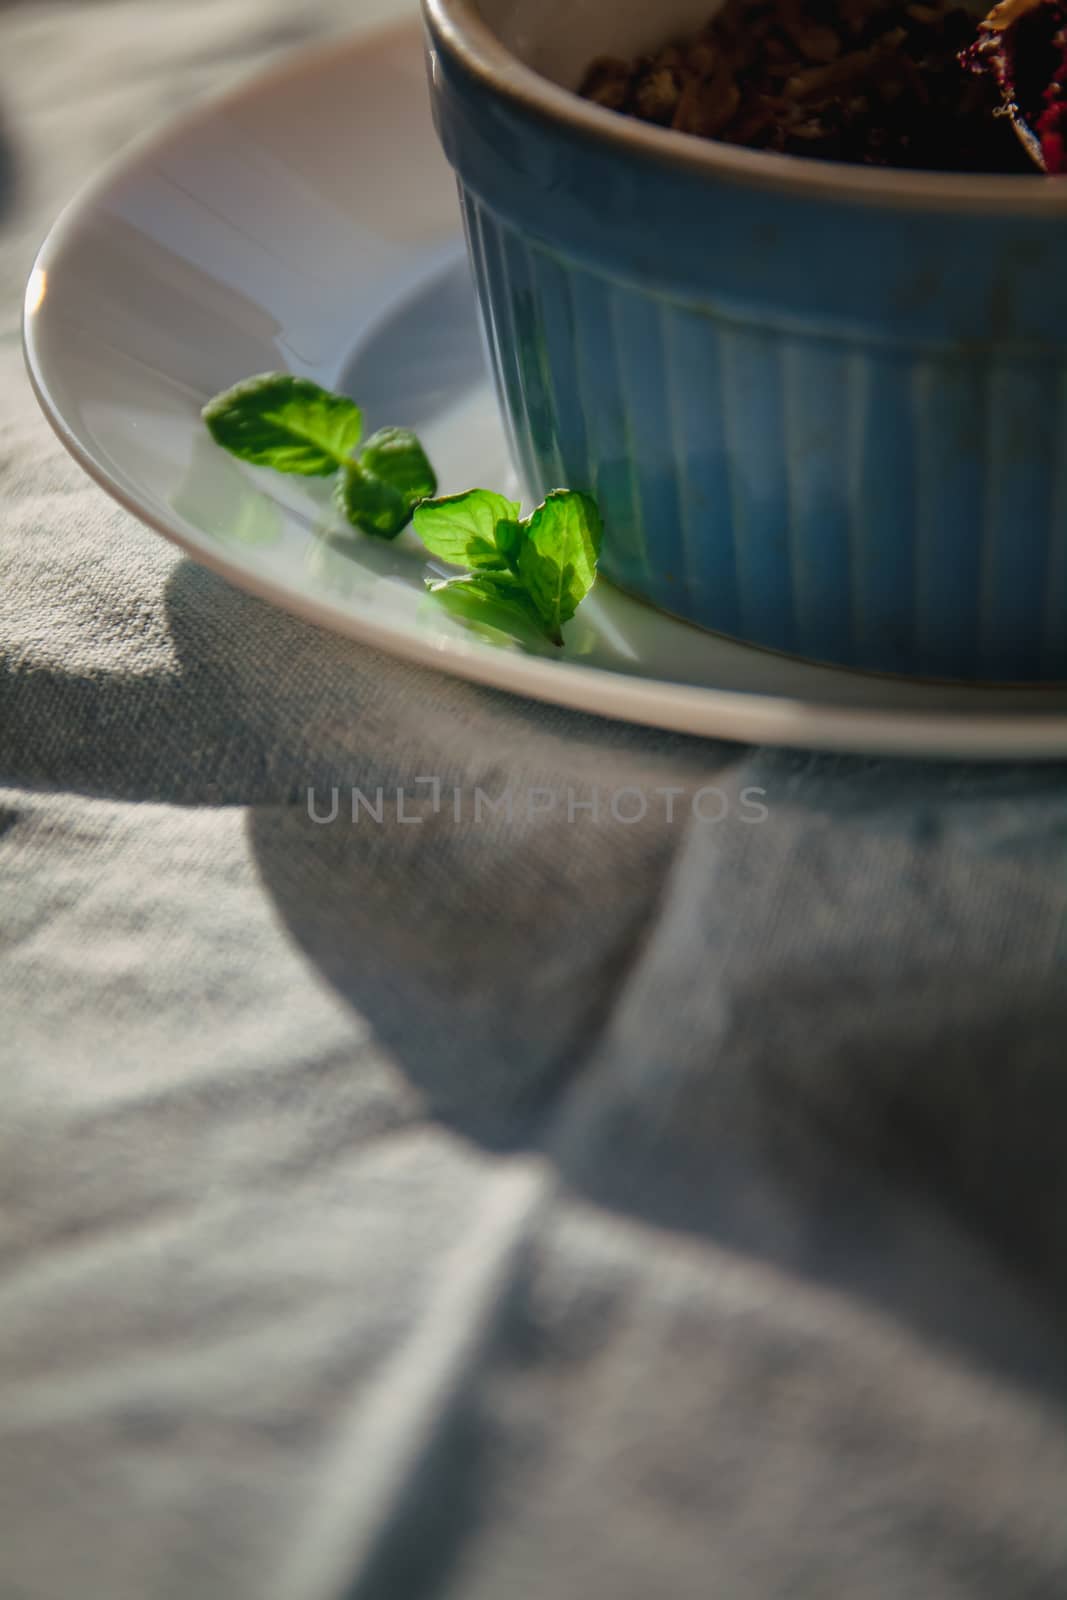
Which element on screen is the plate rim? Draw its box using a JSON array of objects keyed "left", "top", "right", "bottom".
[{"left": 21, "top": 15, "right": 1067, "bottom": 762}]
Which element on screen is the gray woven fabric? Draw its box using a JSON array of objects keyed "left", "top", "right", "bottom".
[{"left": 3, "top": 5, "right": 1067, "bottom": 1597}]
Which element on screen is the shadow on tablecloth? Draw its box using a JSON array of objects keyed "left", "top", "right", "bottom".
[
  {"left": 242, "top": 722, "right": 1067, "bottom": 1410},
  {"left": 245, "top": 778, "right": 1067, "bottom": 1600}
]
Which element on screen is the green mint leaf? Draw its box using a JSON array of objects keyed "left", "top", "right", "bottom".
[
  {"left": 202, "top": 374, "right": 363, "bottom": 475},
  {"left": 413, "top": 489, "right": 522, "bottom": 572},
  {"left": 516, "top": 490, "right": 602, "bottom": 646},
  {"left": 360, "top": 427, "right": 437, "bottom": 505},
  {"left": 426, "top": 571, "right": 548, "bottom": 644},
  {"left": 335, "top": 428, "right": 438, "bottom": 540},
  {"left": 336, "top": 461, "right": 411, "bottom": 540}
]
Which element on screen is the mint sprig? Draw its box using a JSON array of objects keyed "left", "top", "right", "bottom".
[
  {"left": 415, "top": 488, "right": 601, "bottom": 647},
  {"left": 202, "top": 373, "right": 602, "bottom": 646},
  {"left": 203, "top": 376, "right": 436, "bottom": 540}
]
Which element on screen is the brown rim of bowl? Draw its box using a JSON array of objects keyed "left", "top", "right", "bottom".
[{"left": 423, "top": 0, "right": 1067, "bottom": 214}]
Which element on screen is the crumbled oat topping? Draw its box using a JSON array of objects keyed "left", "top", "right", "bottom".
[{"left": 579, "top": 0, "right": 1033, "bottom": 171}]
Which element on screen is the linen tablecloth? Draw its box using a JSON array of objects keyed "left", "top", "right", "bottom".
[{"left": 3, "top": 4, "right": 1067, "bottom": 1596}]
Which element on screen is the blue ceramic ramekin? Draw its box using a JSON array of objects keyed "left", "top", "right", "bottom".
[{"left": 423, "top": 0, "right": 1067, "bottom": 681}]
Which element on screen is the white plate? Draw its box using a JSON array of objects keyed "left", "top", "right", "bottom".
[{"left": 23, "top": 18, "right": 1067, "bottom": 759}]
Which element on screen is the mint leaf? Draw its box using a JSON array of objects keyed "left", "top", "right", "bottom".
[
  {"left": 335, "top": 428, "right": 437, "bottom": 540},
  {"left": 360, "top": 427, "right": 437, "bottom": 505},
  {"left": 340, "top": 428, "right": 441, "bottom": 540},
  {"left": 336, "top": 462, "right": 411, "bottom": 540},
  {"left": 413, "top": 489, "right": 522, "bottom": 572},
  {"left": 516, "top": 490, "right": 603, "bottom": 646},
  {"left": 427, "top": 572, "right": 547, "bottom": 643},
  {"left": 202, "top": 374, "right": 363, "bottom": 475}
]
